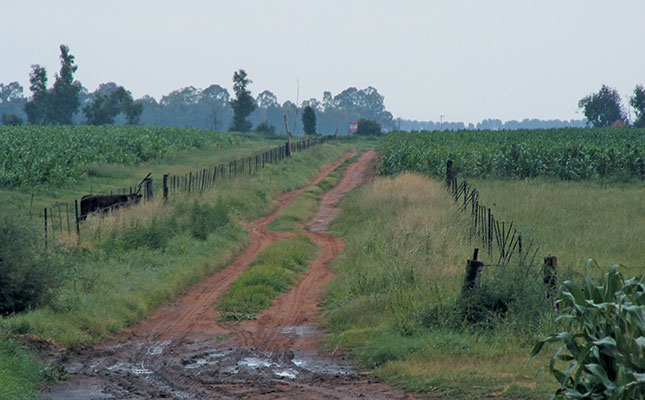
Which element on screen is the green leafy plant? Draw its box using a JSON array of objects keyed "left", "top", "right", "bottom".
[{"left": 531, "top": 261, "right": 645, "bottom": 399}]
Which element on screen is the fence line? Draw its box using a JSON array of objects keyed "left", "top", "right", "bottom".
[
  {"left": 40, "top": 136, "right": 336, "bottom": 245},
  {"left": 444, "top": 160, "right": 560, "bottom": 299}
]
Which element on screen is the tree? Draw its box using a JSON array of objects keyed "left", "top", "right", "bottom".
[
  {"left": 302, "top": 105, "right": 316, "bottom": 134},
  {"left": 357, "top": 118, "right": 382, "bottom": 136},
  {"left": 24, "top": 65, "right": 49, "bottom": 124},
  {"left": 256, "top": 90, "right": 279, "bottom": 108},
  {"left": 1, "top": 113, "right": 23, "bottom": 126},
  {"left": 48, "top": 45, "right": 81, "bottom": 125},
  {"left": 578, "top": 85, "right": 626, "bottom": 127},
  {"left": 83, "top": 86, "right": 142, "bottom": 125},
  {"left": 0, "top": 82, "right": 24, "bottom": 103},
  {"left": 229, "top": 69, "right": 256, "bottom": 132},
  {"left": 630, "top": 85, "right": 645, "bottom": 128}
]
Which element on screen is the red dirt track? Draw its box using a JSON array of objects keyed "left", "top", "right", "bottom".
[{"left": 42, "top": 151, "right": 415, "bottom": 400}]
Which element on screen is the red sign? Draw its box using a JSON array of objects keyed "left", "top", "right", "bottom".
[{"left": 349, "top": 121, "right": 358, "bottom": 133}]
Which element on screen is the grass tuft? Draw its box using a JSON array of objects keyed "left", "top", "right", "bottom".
[{"left": 217, "top": 236, "right": 317, "bottom": 320}]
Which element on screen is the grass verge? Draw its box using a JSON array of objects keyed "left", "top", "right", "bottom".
[
  {"left": 324, "top": 173, "right": 557, "bottom": 399},
  {"left": 0, "top": 141, "right": 358, "bottom": 348},
  {"left": 0, "top": 336, "right": 52, "bottom": 400},
  {"left": 266, "top": 156, "right": 358, "bottom": 232},
  {"left": 472, "top": 178, "right": 645, "bottom": 276},
  {"left": 217, "top": 236, "right": 318, "bottom": 321}
]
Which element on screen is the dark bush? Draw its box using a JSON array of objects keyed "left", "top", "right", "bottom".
[
  {"left": 255, "top": 121, "right": 276, "bottom": 135},
  {"left": 423, "top": 266, "right": 553, "bottom": 333},
  {"left": 357, "top": 118, "right": 382, "bottom": 136},
  {"left": 0, "top": 213, "right": 59, "bottom": 315}
]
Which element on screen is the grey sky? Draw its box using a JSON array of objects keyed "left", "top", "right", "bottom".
[{"left": 1, "top": 0, "right": 644, "bottom": 123}]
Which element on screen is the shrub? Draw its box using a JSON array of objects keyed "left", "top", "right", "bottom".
[
  {"left": 189, "top": 200, "right": 229, "bottom": 240},
  {"left": 357, "top": 118, "right": 382, "bottom": 136},
  {"left": 255, "top": 121, "right": 276, "bottom": 135},
  {"left": 0, "top": 212, "right": 59, "bottom": 315},
  {"left": 531, "top": 262, "right": 645, "bottom": 399}
]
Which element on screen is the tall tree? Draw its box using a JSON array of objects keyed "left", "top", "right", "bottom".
[
  {"left": 630, "top": 85, "right": 645, "bottom": 128},
  {"left": 302, "top": 105, "right": 316, "bottom": 134},
  {"left": 24, "top": 65, "right": 49, "bottom": 125},
  {"left": 578, "top": 85, "right": 626, "bottom": 127},
  {"left": 48, "top": 45, "right": 81, "bottom": 124},
  {"left": 229, "top": 69, "right": 255, "bottom": 132}
]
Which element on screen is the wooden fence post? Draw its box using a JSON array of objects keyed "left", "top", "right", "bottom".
[
  {"left": 446, "top": 160, "right": 455, "bottom": 187},
  {"left": 146, "top": 177, "right": 154, "bottom": 200},
  {"left": 75, "top": 199, "right": 80, "bottom": 241},
  {"left": 462, "top": 248, "right": 484, "bottom": 293},
  {"left": 44, "top": 208, "right": 48, "bottom": 248},
  {"left": 487, "top": 208, "right": 492, "bottom": 255},
  {"left": 163, "top": 174, "right": 169, "bottom": 201}
]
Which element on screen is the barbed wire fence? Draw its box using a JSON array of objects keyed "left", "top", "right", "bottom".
[{"left": 40, "top": 136, "right": 336, "bottom": 247}]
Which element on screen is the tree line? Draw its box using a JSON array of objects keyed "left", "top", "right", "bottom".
[
  {"left": 2, "top": 45, "right": 643, "bottom": 132},
  {"left": 0, "top": 45, "right": 395, "bottom": 135}
]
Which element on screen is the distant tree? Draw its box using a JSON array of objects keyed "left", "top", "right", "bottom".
[
  {"left": 83, "top": 86, "right": 141, "bottom": 125},
  {"left": 255, "top": 121, "right": 276, "bottom": 134},
  {"left": 0, "top": 82, "right": 24, "bottom": 103},
  {"left": 630, "top": 85, "right": 645, "bottom": 128},
  {"left": 578, "top": 85, "right": 626, "bottom": 127},
  {"left": 202, "top": 84, "right": 231, "bottom": 130},
  {"left": 357, "top": 118, "right": 382, "bottom": 136},
  {"left": 1, "top": 113, "right": 23, "bottom": 126},
  {"left": 24, "top": 65, "right": 49, "bottom": 124},
  {"left": 256, "top": 90, "right": 279, "bottom": 108},
  {"left": 48, "top": 45, "right": 82, "bottom": 125},
  {"left": 0, "top": 82, "right": 27, "bottom": 123},
  {"left": 229, "top": 69, "right": 256, "bottom": 132},
  {"left": 302, "top": 105, "right": 316, "bottom": 134}
]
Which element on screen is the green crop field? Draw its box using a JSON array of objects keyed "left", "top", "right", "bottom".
[
  {"left": 380, "top": 128, "right": 645, "bottom": 181},
  {"left": 0, "top": 125, "right": 240, "bottom": 189}
]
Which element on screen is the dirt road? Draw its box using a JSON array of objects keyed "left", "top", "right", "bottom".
[{"left": 42, "top": 151, "right": 414, "bottom": 400}]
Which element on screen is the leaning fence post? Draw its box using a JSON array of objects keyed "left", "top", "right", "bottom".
[{"left": 462, "top": 248, "right": 484, "bottom": 293}]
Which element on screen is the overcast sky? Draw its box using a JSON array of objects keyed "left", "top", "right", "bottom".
[{"left": 1, "top": 1, "right": 644, "bottom": 123}]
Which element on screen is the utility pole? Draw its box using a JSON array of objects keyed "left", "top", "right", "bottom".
[{"left": 440, "top": 114, "right": 444, "bottom": 130}]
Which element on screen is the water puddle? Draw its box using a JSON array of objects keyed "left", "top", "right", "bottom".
[
  {"left": 274, "top": 368, "right": 299, "bottom": 379},
  {"left": 280, "top": 325, "right": 318, "bottom": 337}
]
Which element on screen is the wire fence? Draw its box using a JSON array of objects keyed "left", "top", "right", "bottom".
[
  {"left": 40, "top": 136, "right": 336, "bottom": 246},
  {"left": 444, "top": 160, "right": 559, "bottom": 296}
]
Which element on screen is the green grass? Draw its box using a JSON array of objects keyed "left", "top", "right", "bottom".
[
  {"left": 472, "top": 179, "right": 645, "bottom": 275},
  {"left": 266, "top": 156, "right": 358, "bottom": 232},
  {"left": 0, "top": 141, "right": 362, "bottom": 348},
  {"left": 217, "top": 236, "right": 318, "bottom": 320},
  {"left": 0, "top": 336, "right": 49, "bottom": 400},
  {"left": 324, "top": 173, "right": 557, "bottom": 398},
  {"left": 0, "top": 132, "right": 286, "bottom": 219}
]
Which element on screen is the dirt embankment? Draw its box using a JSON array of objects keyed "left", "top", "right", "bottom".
[{"left": 42, "top": 151, "right": 415, "bottom": 400}]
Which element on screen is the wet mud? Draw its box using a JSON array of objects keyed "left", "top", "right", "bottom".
[{"left": 41, "top": 151, "right": 415, "bottom": 399}]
